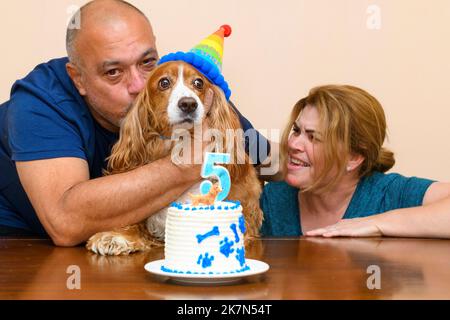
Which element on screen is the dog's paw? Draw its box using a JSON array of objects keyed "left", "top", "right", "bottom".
[{"left": 86, "top": 232, "right": 139, "bottom": 256}]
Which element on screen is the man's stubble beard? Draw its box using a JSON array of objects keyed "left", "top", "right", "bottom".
[{"left": 85, "top": 96, "right": 132, "bottom": 132}]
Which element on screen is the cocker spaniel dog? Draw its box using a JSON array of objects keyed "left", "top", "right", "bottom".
[{"left": 86, "top": 61, "right": 263, "bottom": 255}]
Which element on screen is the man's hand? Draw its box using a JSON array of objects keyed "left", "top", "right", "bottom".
[{"left": 305, "top": 216, "right": 383, "bottom": 238}]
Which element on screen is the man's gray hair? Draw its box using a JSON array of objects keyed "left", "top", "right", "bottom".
[{"left": 65, "top": 0, "right": 149, "bottom": 64}]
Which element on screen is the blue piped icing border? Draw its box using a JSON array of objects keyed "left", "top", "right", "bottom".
[
  {"left": 170, "top": 200, "right": 241, "bottom": 211},
  {"left": 160, "top": 264, "right": 250, "bottom": 275}
]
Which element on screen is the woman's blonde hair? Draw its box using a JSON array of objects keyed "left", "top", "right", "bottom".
[{"left": 281, "top": 85, "right": 395, "bottom": 193}]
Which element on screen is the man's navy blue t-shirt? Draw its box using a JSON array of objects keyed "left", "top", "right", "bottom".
[{"left": 0, "top": 57, "right": 270, "bottom": 237}]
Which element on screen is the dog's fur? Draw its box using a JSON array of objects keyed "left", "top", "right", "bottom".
[{"left": 86, "top": 61, "right": 263, "bottom": 256}]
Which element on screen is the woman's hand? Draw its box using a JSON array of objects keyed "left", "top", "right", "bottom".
[{"left": 305, "top": 216, "right": 383, "bottom": 238}]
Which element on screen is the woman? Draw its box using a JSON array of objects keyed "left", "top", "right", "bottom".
[{"left": 260, "top": 85, "right": 450, "bottom": 239}]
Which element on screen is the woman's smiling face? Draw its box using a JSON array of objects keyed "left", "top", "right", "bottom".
[{"left": 285, "top": 104, "right": 325, "bottom": 189}]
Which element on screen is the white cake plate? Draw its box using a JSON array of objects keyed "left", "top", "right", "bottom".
[{"left": 144, "top": 259, "right": 269, "bottom": 285}]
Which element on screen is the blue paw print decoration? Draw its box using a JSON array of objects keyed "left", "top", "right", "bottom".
[
  {"left": 197, "top": 253, "right": 214, "bottom": 268},
  {"left": 219, "top": 237, "right": 235, "bottom": 257}
]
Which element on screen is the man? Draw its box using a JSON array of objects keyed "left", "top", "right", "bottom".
[{"left": 0, "top": 0, "right": 270, "bottom": 245}]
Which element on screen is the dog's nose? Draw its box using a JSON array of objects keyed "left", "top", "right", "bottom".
[{"left": 178, "top": 97, "right": 198, "bottom": 114}]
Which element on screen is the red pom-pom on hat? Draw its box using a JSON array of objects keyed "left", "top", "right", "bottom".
[{"left": 220, "top": 24, "right": 232, "bottom": 37}]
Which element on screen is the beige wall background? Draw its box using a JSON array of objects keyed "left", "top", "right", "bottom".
[{"left": 1, "top": 0, "right": 450, "bottom": 181}]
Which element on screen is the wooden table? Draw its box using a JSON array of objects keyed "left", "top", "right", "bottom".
[{"left": 1, "top": 236, "right": 450, "bottom": 300}]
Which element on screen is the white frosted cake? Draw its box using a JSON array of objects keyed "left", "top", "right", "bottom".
[{"left": 162, "top": 200, "right": 250, "bottom": 275}]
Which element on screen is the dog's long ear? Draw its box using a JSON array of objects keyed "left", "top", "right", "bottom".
[
  {"left": 107, "top": 89, "right": 156, "bottom": 174},
  {"left": 207, "top": 85, "right": 250, "bottom": 181}
]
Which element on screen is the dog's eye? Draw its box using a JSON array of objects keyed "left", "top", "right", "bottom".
[
  {"left": 193, "top": 78, "right": 204, "bottom": 90},
  {"left": 158, "top": 78, "right": 171, "bottom": 90}
]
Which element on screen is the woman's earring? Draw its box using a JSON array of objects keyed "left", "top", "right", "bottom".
[{"left": 346, "top": 166, "right": 351, "bottom": 172}]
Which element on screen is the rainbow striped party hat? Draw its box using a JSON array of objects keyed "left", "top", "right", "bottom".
[{"left": 158, "top": 25, "right": 232, "bottom": 100}]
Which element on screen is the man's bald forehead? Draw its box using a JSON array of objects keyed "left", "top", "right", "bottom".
[{"left": 66, "top": 0, "right": 151, "bottom": 63}]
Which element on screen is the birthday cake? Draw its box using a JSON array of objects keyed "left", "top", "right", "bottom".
[{"left": 162, "top": 200, "right": 250, "bottom": 275}]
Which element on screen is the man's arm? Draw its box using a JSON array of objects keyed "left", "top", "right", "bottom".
[
  {"left": 227, "top": 101, "right": 283, "bottom": 181},
  {"left": 17, "top": 156, "right": 200, "bottom": 247},
  {"left": 257, "top": 141, "right": 284, "bottom": 182}
]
